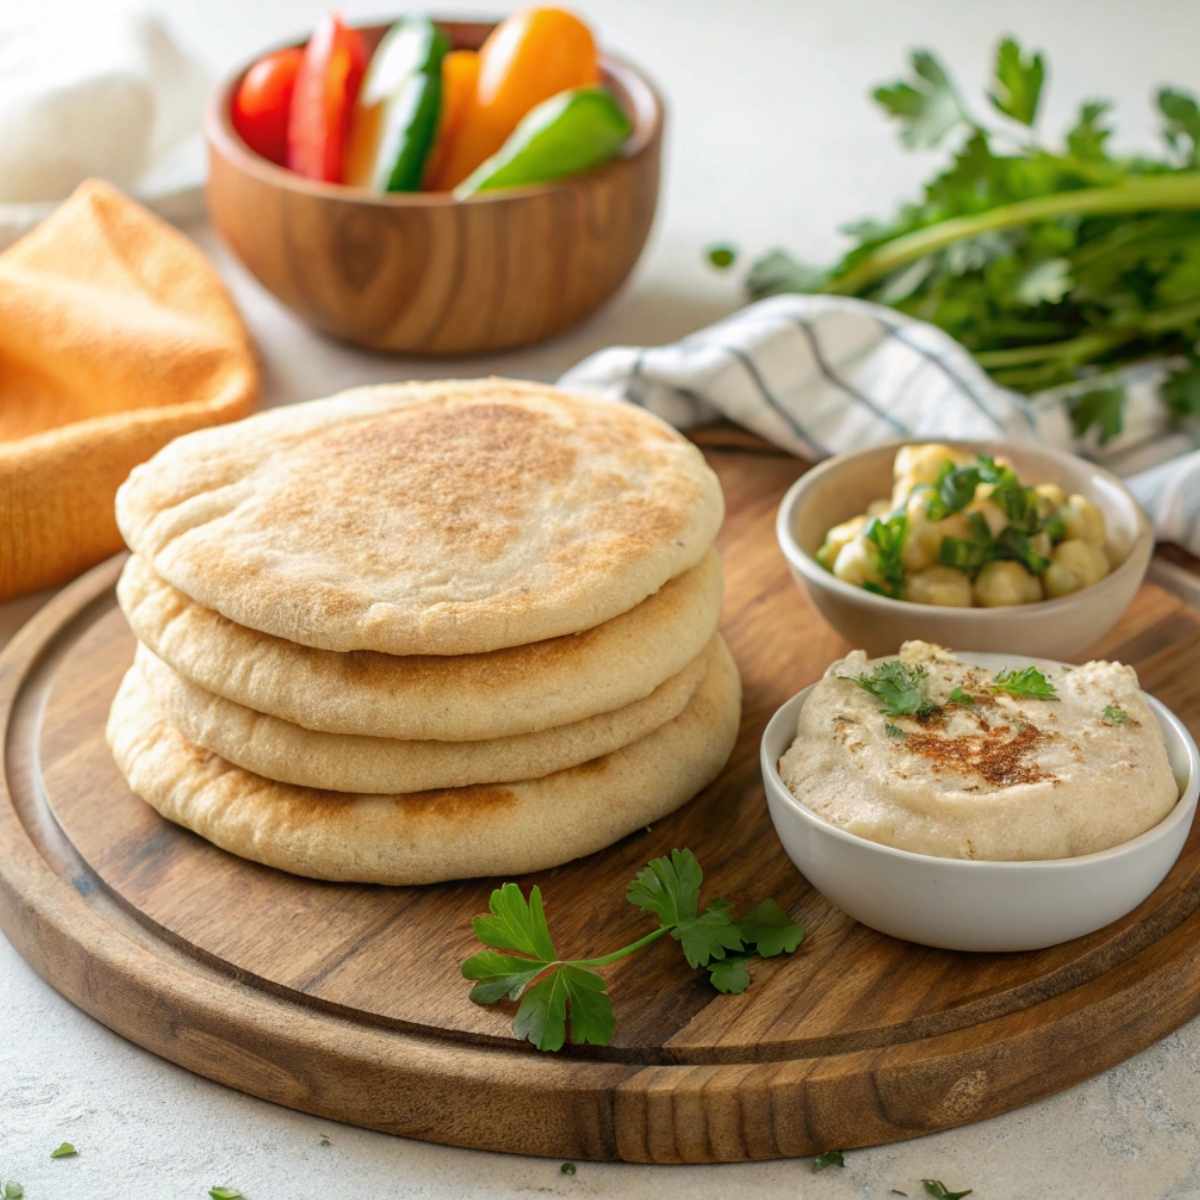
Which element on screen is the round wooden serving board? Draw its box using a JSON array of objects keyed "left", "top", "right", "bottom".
[{"left": 4, "top": 439, "right": 1200, "bottom": 1163}]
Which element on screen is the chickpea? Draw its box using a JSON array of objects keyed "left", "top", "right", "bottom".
[
  {"left": 965, "top": 495, "right": 1008, "bottom": 538},
  {"left": 893, "top": 443, "right": 971, "bottom": 488},
  {"left": 1043, "top": 539, "right": 1108, "bottom": 597},
  {"left": 907, "top": 565, "right": 973, "bottom": 607},
  {"left": 974, "top": 561, "right": 1044, "bottom": 607},
  {"left": 832, "top": 535, "right": 885, "bottom": 588},
  {"left": 1034, "top": 482, "right": 1067, "bottom": 519},
  {"left": 817, "top": 514, "right": 868, "bottom": 570},
  {"left": 902, "top": 491, "right": 970, "bottom": 570},
  {"left": 866, "top": 498, "right": 892, "bottom": 518},
  {"left": 1061, "top": 494, "right": 1107, "bottom": 547}
]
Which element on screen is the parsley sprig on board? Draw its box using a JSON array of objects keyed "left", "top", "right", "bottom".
[
  {"left": 461, "top": 850, "right": 804, "bottom": 1052},
  {"left": 991, "top": 665, "right": 1059, "bottom": 700},
  {"left": 731, "top": 37, "right": 1200, "bottom": 440}
]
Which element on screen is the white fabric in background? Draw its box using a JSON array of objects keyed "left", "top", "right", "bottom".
[{"left": 562, "top": 294, "right": 1200, "bottom": 555}]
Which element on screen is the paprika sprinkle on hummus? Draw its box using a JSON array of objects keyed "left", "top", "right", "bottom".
[{"left": 778, "top": 641, "right": 1177, "bottom": 861}]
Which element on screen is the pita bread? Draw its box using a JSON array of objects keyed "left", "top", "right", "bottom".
[
  {"left": 118, "top": 549, "right": 722, "bottom": 740},
  {"left": 135, "top": 637, "right": 714, "bottom": 793},
  {"left": 107, "top": 636, "right": 741, "bottom": 884},
  {"left": 115, "top": 379, "right": 723, "bottom": 655}
]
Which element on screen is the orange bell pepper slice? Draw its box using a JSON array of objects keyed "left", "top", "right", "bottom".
[
  {"left": 287, "top": 12, "right": 367, "bottom": 183},
  {"left": 428, "top": 8, "right": 599, "bottom": 190},
  {"left": 422, "top": 49, "right": 481, "bottom": 189}
]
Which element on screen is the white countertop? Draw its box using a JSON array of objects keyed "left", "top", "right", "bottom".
[{"left": 6, "top": 1, "right": 1200, "bottom": 1195}]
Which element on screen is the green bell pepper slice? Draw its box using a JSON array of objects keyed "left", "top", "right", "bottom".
[{"left": 454, "top": 86, "right": 632, "bottom": 197}]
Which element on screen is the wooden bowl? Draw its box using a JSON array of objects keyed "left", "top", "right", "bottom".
[{"left": 205, "top": 19, "right": 663, "bottom": 355}]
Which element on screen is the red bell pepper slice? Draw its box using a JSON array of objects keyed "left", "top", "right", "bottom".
[{"left": 287, "top": 13, "right": 367, "bottom": 183}]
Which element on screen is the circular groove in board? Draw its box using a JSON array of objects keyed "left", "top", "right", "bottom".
[{"left": 2, "top": 445, "right": 1200, "bottom": 1161}]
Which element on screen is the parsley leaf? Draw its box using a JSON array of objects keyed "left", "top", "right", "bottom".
[
  {"left": 3, "top": 1184, "right": 23, "bottom": 1200},
  {"left": 991, "top": 665, "right": 1059, "bottom": 700},
  {"left": 923, "top": 1182, "right": 973, "bottom": 1200},
  {"left": 948, "top": 687, "right": 975, "bottom": 706},
  {"left": 560, "top": 1162, "right": 577, "bottom": 1176},
  {"left": 1163, "top": 357, "right": 1200, "bottom": 419},
  {"left": 514, "top": 964, "right": 614, "bottom": 1052},
  {"left": 873, "top": 50, "right": 972, "bottom": 149},
  {"left": 1068, "top": 386, "right": 1126, "bottom": 445},
  {"left": 464, "top": 851, "right": 804, "bottom": 1051},
  {"left": 626, "top": 848, "right": 704, "bottom": 928},
  {"left": 706, "top": 242, "right": 737, "bottom": 270},
  {"left": 472, "top": 882, "right": 557, "bottom": 961},
  {"left": 1067, "top": 99, "right": 1114, "bottom": 161},
  {"left": 812, "top": 1149, "right": 847, "bottom": 1171},
  {"left": 995, "top": 527, "right": 1050, "bottom": 575},
  {"left": 736, "top": 899, "right": 806, "bottom": 957},
  {"left": 989, "top": 36, "right": 1045, "bottom": 126},
  {"left": 851, "top": 660, "right": 939, "bottom": 717},
  {"left": 884, "top": 721, "right": 907, "bottom": 739},
  {"left": 209, "top": 1190, "right": 243, "bottom": 1200},
  {"left": 50, "top": 1142, "right": 77, "bottom": 1159},
  {"left": 865, "top": 513, "right": 908, "bottom": 598},
  {"left": 1103, "top": 703, "right": 1130, "bottom": 725},
  {"left": 925, "top": 460, "right": 979, "bottom": 521},
  {"left": 1159, "top": 87, "right": 1200, "bottom": 166},
  {"left": 707, "top": 955, "right": 753, "bottom": 995}
]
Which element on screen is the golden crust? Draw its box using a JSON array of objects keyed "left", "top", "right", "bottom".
[
  {"left": 118, "top": 549, "right": 723, "bottom": 740},
  {"left": 107, "top": 637, "right": 742, "bottom": 884},
  {"left": 115, "top": 379, "right": 723, "bottom": 654}
]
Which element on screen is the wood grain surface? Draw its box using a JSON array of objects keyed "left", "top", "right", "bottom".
[
  {"left": 205, "top": 21, "right": 663, "bottom": 355},
  {"left": 3, "top": 441, "right": 1200, "bottom": 1163}
]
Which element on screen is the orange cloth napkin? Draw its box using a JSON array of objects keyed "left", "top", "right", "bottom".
[{"left": 0, "top": 179, "right": 258, "bottom": 601}]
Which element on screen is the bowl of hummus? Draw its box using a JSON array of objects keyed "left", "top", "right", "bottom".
[{"left": 761, "top": 641, "right": 1199, "bottom": 951}]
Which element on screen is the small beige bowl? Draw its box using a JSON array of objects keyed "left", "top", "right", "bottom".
[
  {"left": 761, "top": 653, "right": 1199, "bottom": 952},
  {"left": 776, "top": 440, "right": 1153, "bottom": 659}
]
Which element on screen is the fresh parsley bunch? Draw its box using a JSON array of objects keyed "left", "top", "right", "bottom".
[
  {"left": 461, "top": 849, "right": 804, "bottom": 1051},
  {"left": 739, "top": 37, "right": 1200, "bottom": 441}
]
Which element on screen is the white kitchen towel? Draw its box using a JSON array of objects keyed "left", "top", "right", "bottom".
[
  {"left": 561, "top": 294, "right": 1200, "bottom": 555},
  {"left": 0, "top": 4, "right": 207, "bottom": 246}
]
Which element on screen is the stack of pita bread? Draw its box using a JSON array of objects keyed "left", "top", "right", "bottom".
[{"left": 107, "top": 379, "right": 740, "bottom": 884}]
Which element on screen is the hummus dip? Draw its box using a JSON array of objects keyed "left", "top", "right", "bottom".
[{"left": 778, "top": 641, "right": 1178, "bottom": 860}]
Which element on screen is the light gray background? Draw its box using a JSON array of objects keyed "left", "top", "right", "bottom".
[{"left": 5, "top": 1, "right": 1200, "bottom": 1196}]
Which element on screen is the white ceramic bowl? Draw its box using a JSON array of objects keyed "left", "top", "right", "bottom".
[
  {"left": 761, "top": 652, "right": 1199, "bottom": 952},
  {"left": 776, "top": 440, "right": 1153, "bottom": 659}
]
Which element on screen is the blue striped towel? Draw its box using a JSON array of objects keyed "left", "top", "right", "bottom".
[{"left": 560, "top": 294, "right": 1200, "bottom": 556}]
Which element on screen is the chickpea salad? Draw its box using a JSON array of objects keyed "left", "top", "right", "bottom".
[{"left": 816, "top": 444, "right": 1114, "bottom": 608}]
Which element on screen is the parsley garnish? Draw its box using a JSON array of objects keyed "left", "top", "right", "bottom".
[
  {"left": 865, "top": 513, "right": 908, "bottom": 598},
  {"left": 884, "top": 721, "right": 907, "bottom": 739},
  {"left": 1103, "top": 704, "right": 1130, "bottom": 725},
  {"left": 926, "top": 460, "right": 982, "bottom": 521},
  {"left": 923, "top": 1182, "right": 973, "bottom": 1200},
  {"left": 560, "top": 1162, "right": 577, "bottom": 1176},
  {"left": 706, "top": 242, "right": 737, "bottom": 270},
  {"left": 947, "top": 687, "right": 975, "bottom": 706},
  {"left": 850, "top": 660, "right": 939, "bottom": 718},
  {"left": 991, "top": 666, "right": 1059, "bottom": 700},
  {"left": 50, "top": 1142, "right": 77, "bottom": 1159},
  {"left": 812, "top": 1149, "right": 847, "bottom": 1171},
  {"left": 461, "top": 850, "right": 804, "bottom": 1051},
  {"left": 733, "top": 40, "right": 1200, "bottom": 439}
]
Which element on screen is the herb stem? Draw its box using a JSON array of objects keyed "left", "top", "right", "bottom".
[
  {"left": 570, "top": 926, "right": 671, "bottom": 969},
  {"left": 824, "top": 173, "right": 1200, "bottom": 295}
]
